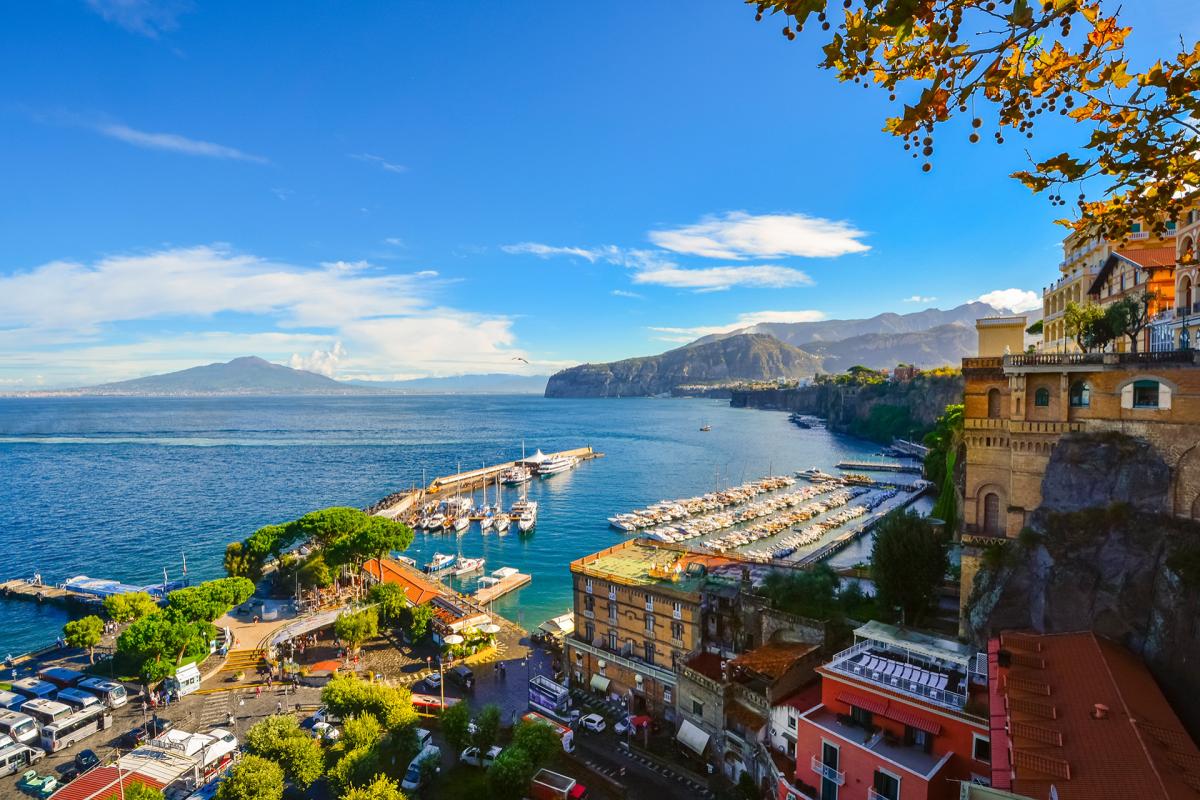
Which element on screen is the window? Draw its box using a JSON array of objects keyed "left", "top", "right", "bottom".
[
  {"left": 787, "top": 710, "right": 798, "bottom": 731},
  {"left": 1134, "top": 380, "right": 1160, "bottom": 408},
  {"left": 905, "top": 726, "right": 933, "bottom": 754},
  {"left": 849, "top": 705, "right": 873, "bottom": 728},
  {"left": 1069, "top": 381, "right": 1091, "bottom": 407},
  {"left": 1132, "top": 222, "right": 1142, "bottom": 233},
  {"left": 608, "top": 586, "right": 617, "bottom": 600},
  {"left": 673, "top": 601, "right": 683, "bottom": 620},
  {"left": 645, "top": 593, "right": 654, "bottom": 611},
  {"left": 973, "top": 734, "right": 992, "bottom": 763},
  {"left": 607, "top": 630, "right": 618, "bottom": 650},
  {"left": 872, "top": 770, "right": 900, "bottom": 800},
  {"left": 598, "top": 661, "right": 606, "bottom": 677},
  {"left": 692, "top": 699, "right": 704, "bottom": 716},
  {"left": 584, "top": 623, "right": 594, "bottom": 643},
  {"left": 643, "top": 641, "right": 655, "bottom": 664},
  {"left": 1034, "top": 387, "right": 1050, "bottom": 407},
  {"left": 671, "top": 621, "right": 684, "bottom": 640},
  {"left": 644, "top": 613, "right": 655, "bottom": 633},
  {"left": 608, "top": 602, "right": 617, "bottom": 622},
  {"left": 983, "top": 492, "right": 1002, "bottom": 535},
  {"left": 987, "top": 388, "right": 1002, "bottom": 419},
  {"left": 584, "top": 595, "right": 594, "bottom": 612},
  {"left": 584, "top": 578, "right": 592, "bottom": 594}
]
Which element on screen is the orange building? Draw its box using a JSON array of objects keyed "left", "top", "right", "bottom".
[
  {"left": 1086, "top": 246, "right": 1177, "bottom": 351},
  {"left": 989, "top": 630, "right": 1200, "bottom": 800}
]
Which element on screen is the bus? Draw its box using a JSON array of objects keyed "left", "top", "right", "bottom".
[
  {"left": 0, "top": 741, "right": 45, "bottom": 778},
  {"left": 520, "top": 711, "right": 575, "bottom": 753},
  {"left": 54, "top": 688, "right": 102, "bottom": 713},
  {"left": 40, "top": 705, "right": 112, "bottom": 753},
  {"left": 0, "top": 712, "right": 39, "bottom": 746},
  {"left": 77, "top": 678, "right": 128, "bottom": 709},
  {"left": 20, "top": 699, "right": 73, "bottom": 726},
  {"left": 410, "top": 693, "right": 460, "bottom": 717},
  {"left": 528, "top": 675, "right": 571, "bottom": 719}
]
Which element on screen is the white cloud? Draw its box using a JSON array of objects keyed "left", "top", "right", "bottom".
[
  {"left": 500, "top": 243, "right": 606, "bottom": 262},
  {"left": 649, "top": 309, "right": 827, "bottom": 343},
  {"left": 903, "top": 295, "right": 938, "bottom": 303},
  {"left": 976, "top": 288, "right": 1041, "bottom": 312},
  {"left": 0, "top": 246, "right": 533, "bottom": 386},
  {"left": 632, "top": 264, "right": 812, "bottom": 292},
  {"left": 85, "top": 0, "right": 189, "bottom": 37},
  {"left": 611, "top": 289, "right": 643, "bottom": 299},
  {"left": 384, "top": 237, "right": 405, "bottom": 247},
  {"left": 95, "top": 123, "right": 267, "bottom": 163},
  {"left": 350, "top": 153, "right": 407, "bottom": 174},
  {"left": 648, "top": 212, "right": 870, "bottom": 260}
]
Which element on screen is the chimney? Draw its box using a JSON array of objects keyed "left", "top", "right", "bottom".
[{"left": 1092, "top": 703, "right": 1110, "bottom": 720}]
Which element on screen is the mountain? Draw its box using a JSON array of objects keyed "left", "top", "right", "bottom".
[
  {"left": 346, "top": 373, "right": 549, "bottom": 394},
  {"left": 693, "top": 301, "right": 1010, "bottom": 348},
  {"left": 802, "top": 323, "right": 979, "bottom": 373},
  {"left": 63, "top": 356, "right": 374, "bottom": 396},
  {"left": 544, "top": 333, "right": 823, "bottom": 398}
]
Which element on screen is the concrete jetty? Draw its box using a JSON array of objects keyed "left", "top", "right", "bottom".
[
  {"left": 835, "top": 458, "right": 922, "bottom": 474},
  {"left": 0, "top": 579, "right": 98, "bottom": 607},
  {"left": 473, "top": 571, "right": 531, "bottom": 604}
]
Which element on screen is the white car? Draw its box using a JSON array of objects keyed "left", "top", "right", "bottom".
[
  {"left": 311, "top": 722, "right": 340, "bottom": 742},
  {"left": 613, "top": 717, "right": 632, "bottom": 735},
  {"left": 424, "top": 672, "right": 442, "bottom": 690},
  {"left": 579, "top": 713, "right": 606, "bottom": 733},
  {"left": 459, "top": 745, "right": 502, "bottom": 768}
]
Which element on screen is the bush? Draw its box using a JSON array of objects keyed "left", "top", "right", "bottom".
[
  {"left": 321, "top": 674, "right": 418, "bottom": 730},
  {"left": 215, "top": 755, "right": 284, "bottom": 800}
]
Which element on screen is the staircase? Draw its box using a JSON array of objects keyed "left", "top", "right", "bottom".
[{"left": 220, "top": 648, "right": 266, "bottom": 675}]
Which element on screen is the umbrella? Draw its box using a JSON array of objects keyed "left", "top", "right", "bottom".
[
  {"left": 480, "top": 623, "right": 501, "bottom": 635},
  {"left": 443, "top": 634, "right": 464, "bottom": 645}
]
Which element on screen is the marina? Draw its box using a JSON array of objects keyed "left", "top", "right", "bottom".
[
  {"left": 472, "top": 567, "right": 532, "bottom": 604},
  {"left": 835, "top": 458, "right": 923, "bottom": 474}
]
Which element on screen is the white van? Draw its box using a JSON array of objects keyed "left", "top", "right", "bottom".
[
  {"left": 0, "top": 741, "right": 45, "bottom": 778},
  {"left": 55, "top": 688, "right": 101, "bottom": 712},
  {"left": 164, "top": 662, "right": 202, "bottom": 698},
  {"left": 77, "top": 678, "right": 128, "bottom": 709},
  {"left": 401, "top": 744, "right": 441, "bottom": 791},
  {"left": 0, "top": 712, "right": 40, "bottom": 746},
  {"left": 20, "top": 699, "right": 73, "bottom": 726}
]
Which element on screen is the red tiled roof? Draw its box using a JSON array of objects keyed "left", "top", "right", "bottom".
[
  {"left": 51, "top": 768, "right": 164, "bottom": 800},
  {"left": 991, "top": 630, "right": 1200, "bottom": 800},
  {"left": 730, "top": 640, "right": 819, "bottom": 680},
  {"left": 362, "top": 557, "right": 442, "bottom": 605},
  {"left": 1117, "top": 246, "right": 1178, "bottom": 268}
]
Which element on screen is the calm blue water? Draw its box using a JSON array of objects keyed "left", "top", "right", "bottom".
[{"left": 0, "top": 396, "right": 881, "bottom": 655}]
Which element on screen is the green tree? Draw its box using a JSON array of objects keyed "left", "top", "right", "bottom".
[
  {"left": 1104, "top": 290, "right": 1157, "bottom": 353},
  {"left": 368, "top": 582, "right": 409, "bottom": 626},
  {"left": 355, "top": 517, "right": 415, "bottom": 580},
  {"left": 334, "top": 608, "right": 379, "bottom": 655},
  {"left": 295, "top": 507, "right": 371, "bottom": 549},
  {"left": 328, "top": 746, "right": 380, "bottom": 793},
  {"left": 871, "top": 510, "right": 948, "bottom": 626},
  {"left": 760, "top": 564, "right": 841, "bottom": 621},
  {"left": 123, "top": 782, "right": 165, "bottom": 800},
  {"left": 510, "top": 720, "right": 561, "bottom": 768},
  {"left": 1064, "top": 301, "right": 1111, "bottom": 352},
  {"left": 297, "top": 552, "right": 335, "bottom": 589},
  {"left": 486, "top": 748, "right": 534, "bottom": 800},
  {"left": 321, "top": 675, "right": 418, "bottom": 730},
  {"left": 339, "top": 774, "right": 407, "bottom": 800},
  {"left": 441, "top": 701, "right": 472, "bottom": 754},
  {"left": 167, "top": 577, "right": 255, "bottom": 624},
  {"left": 402, "top": 603, "right": 435, "bottom": 641},
  {"left": 215, "top": 755, "right": 284, "bottom": 800},
  {"left": 223, "top": 541, "right": 264, "bottom": 581},
  {"left": 63, "top": 616, "right": 104, "bottom": 664},
  {"left": 340, "top": 713, "right": 384, "bottom": 752},
  {"left": 103, "top": 592, "right": 158, "bottom": 624},
  {"left": 243, "top": 716, "right": 324, "bottom": 789},
  {"left": 471, "top": 704, "right": 501, "bottom": 754},
  {"left": 117, "top": 612, "right": 214, "bottom": 677}
]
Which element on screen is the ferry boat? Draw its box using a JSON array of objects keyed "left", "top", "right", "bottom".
[
  {"left": 537, "top": 455, "right": 576, "bottom": 477},
  {"left": 424, "top": 553, "right": 456, "bottom": 574},
  {"left": 453, "top": 557, "right": 485, "bottom": 576},
  {"left": 501, "top": 465, "right": 532, "bottom": 485}
]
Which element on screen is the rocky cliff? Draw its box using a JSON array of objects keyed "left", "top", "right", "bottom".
[
  {"left": 729, "top": 373, "right": 964, "bottom": 444},
  {"left": 966, "top": 432, "right": 1200, "bottom": 734},
  {"left": 544, "top": 334, "right": 822, "bottom": 398}
]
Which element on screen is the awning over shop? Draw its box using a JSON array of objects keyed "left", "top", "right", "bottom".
[
  {"left": 676, "top": 719, "right": 711, "bottom": 756},
  {"left": 590, "top": 674, "right": 611, "bottom": 693}
]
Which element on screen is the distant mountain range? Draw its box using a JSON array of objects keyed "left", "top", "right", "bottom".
[
  {"left": 544, "top": 333, "right": 823, "bottom": 398},
  {"left": 13, "top": 357, "right": 549, "bottom": 397},
  {"left": 546, "top": 301, "right": 1030, "bottom": 397}
]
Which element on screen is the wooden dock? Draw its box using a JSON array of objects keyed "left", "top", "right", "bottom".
[
  {"left": 0, "top": 579, "right": 98, "bottom": 607},
  {"left": 473, "top": 571, "right": 531, "bottom": 604},
  {"left": 369, "top": 446, "right": 603, "bottom": 520}
]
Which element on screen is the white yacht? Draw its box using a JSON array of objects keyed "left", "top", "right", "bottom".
[
  {"left": 424, "top": 553, "right": 456, "bottom": 573},
  {"left": 501, "top": 465, "right": 532, "bottom": 485},
  {"left": 424, "top": 512, "right": 445, "bottom": 532},
  {"left": 453, "top": 557, "right": 485, "bottom": 576},
  {"left": 516, "top": 500, "right": 538, "bottom": 533},
  {"left": 537, "top": 455, "right": 576, "bottom": 477}
]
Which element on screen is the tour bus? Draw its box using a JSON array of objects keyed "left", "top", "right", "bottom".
[
  {"left": 0, "top": 691, "right": 24, "bottom": 711},
  {"left": 9, "top": 679, "right": 57, "bottom": 702},
  {"left": 39, "top": 667, "right": 86, "bottom": 689},
  {"left": 0, "top": 741, "right": 45, "bottom": 778},
  {"left": 40, "top": 705, "right": 112, "bottom": 753},
  {"left": 521, "top": 711, "right": 575, "bottom": 753},
  {"left": 0, "top": 712, "right": 40, "bottom": 746},
  {"left": 54, "top": 688, "right": 102, "bottom": 713},
  {"left": 20, "top": 699, "right": 74, "bottom": 727},
  {"left": 77, "top": 678, "right": 129, "bottom": 709}
]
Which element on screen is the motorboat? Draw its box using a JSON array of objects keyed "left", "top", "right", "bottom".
[
  {"left": 501, "top": 465, "right": 532, "bottom": 485},
  {"left": 424, "top": 512, "right": 445, "bottom": 532},
  {"left": 424, "top": 553, "right": 456, "bottom": 573},
  {"left": 517, "top": 501, "right": 538, "bottom": 533},
  {"left": 453, "top": 557, "right": 485, "bottom": 577},
  {"left": 536, "top": 455, "right": 576, "bottom": 476}
]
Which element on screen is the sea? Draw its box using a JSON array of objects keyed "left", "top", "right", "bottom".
[{"left": 0, "top": 395, "right": 892, "bottom": 656}]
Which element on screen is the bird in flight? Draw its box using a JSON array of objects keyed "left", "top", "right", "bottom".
[{"left": 512, "top": 356, "right": 530, "bottom": 365}]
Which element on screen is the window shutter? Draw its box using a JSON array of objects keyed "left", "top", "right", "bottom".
[
  {"left": 1121, "top": 384, "right": 1134, "bottom": 409},
  {"left": 1161, "top": 385, "right": 1173, "bottom": 410}
]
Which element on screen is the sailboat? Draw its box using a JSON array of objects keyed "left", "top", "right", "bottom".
[
  {"left": 513, "top": 478, "right": 537, "bottom": 534},
  {"left": 479, "top": 470, "right": 494, "bottom": 531},
  {"left": 493, "top": 476, "right": 511, "bottom": 533}
]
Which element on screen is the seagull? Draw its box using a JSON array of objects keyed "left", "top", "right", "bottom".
[{"left": 512, "top": 357, "right": 530, "bottom": 365}]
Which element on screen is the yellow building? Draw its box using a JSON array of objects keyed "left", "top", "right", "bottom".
[
  {"left": 1041, "top": 223, "right": 1178, "bottom": 353},
  {"left": 975, "top": 316, "right": 1027, "bottom": 358}
]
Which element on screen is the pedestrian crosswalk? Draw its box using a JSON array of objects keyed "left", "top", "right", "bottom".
[{"left": 200, "top": 692, "right": 231, "bottom": 727}]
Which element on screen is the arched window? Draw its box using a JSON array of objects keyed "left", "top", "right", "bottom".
[
  {"left": 987, "top": 388, "right": 1002, "bottom": 419},
  {"left": 1133, "top": 380, "right": 1160, "bottom": 409},
  {"left": 983, "top": 493, "right": 1002, "bottom": 535},
  {"left": 1034, "top": 388, "right": 1050, "bottom": 407},
  {"left": 1069, "top": 381, "right": 1091, "bottom": 407}
]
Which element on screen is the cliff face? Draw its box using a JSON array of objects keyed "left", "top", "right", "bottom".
[
  {"left": 966, "top": 432, "right": 1200, "bottom": 734},
  {"left": 544, "top": 334, "right": 822, "bottom": 398},
  {"left": 729, "top": 374, "right": 963, "bottom": 443}
]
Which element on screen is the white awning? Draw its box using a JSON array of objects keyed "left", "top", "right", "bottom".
[
  {"left": 676, "top": 719, "right": 710, "bottom": 755},
  {"left": 590, "top": 674, "right": 611, "bottom": 693}
]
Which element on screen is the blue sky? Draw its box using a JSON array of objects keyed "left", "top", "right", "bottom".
[{"left": 1, "top": 1, "right": 1194, "bottom": 386}]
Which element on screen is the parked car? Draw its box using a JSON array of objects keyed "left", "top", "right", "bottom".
[
  {"left": 448, "top": 666, "right": 474, "bottom": 690},
  {"left": 459, "top": 745, "right": 502, "bottom": 768},
  {"left": 120, "top": 717, "right": 173, "bottom": 748},
  {"left": 424, "top": 672, "right": 442, "bottom": 691},
  {"left": 401, "top": 744, "right": 441, "bottom": 791},
  {"left": 613, "top": 717, "right": 632, "bottom": 736},
  {"left": 578, "top": 714, "right": 606, "bottom": 733},
  {"left": 311, "top": 722, "right": 340, "bottom": 742},
  {"left": 415, "top": 728, "right": 433, "bottom": 750},
  {"left": 301, "top": 707, "right": 341, "bottom": 730},
  {"left": 73, "top": 750, "right": 99, "bottom": 772}
]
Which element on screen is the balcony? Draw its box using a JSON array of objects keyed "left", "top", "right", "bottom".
[
  {"left": 810, "top": 756, "right": 845, "bottom": 786},
  {"left": 805, "top": 707, "right": 952, "bottom": 780},
  {"left": 570, "top": 634, "right": 677, "bottom": 685},
  {"left": 868, "top": 790, "right": 898, "bottom": 800}
]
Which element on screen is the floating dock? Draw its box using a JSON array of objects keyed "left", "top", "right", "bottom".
[
  {"left": 835, "top": 459, "right": 923, "bottom": 475},
  {"left": 367, "top": 446, "right": 602, "bottom": 520},
  {"left": 473, "top": 571, "right": 531, "bottom": 604}
]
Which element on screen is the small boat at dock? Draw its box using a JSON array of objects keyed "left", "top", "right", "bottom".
[
  {"left": 516, "top": 500, "right": 538, "bottom": 533},
  {"left": 424, "top": 553, "right": 456, "bottom": 574},
  {"left": 453, "top": 557, "right": 484, "bottom": 576}
]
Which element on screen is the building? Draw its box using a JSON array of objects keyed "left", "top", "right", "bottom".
[
  {"left": 362, "top": 557, "right": 443, "bottom": 605},
  {"left": 1085, "top": 246, "right": 1178, "bottom": 351},
  {"left": 1149, "top": 209, "right": 1200, "bottom": 351},
  {"left": 976, "top": 318, "right": 1027, "bottom": 359},
  {"left": 566, "top": 540, "right": 735, "bottom": 718},
  {"left": 989, "top": 630, "right": 1200, "bottom": 799},
  {"left": 1042, "top": 224, "right": 1178, "bottom": 353},
  {"left": 790, "top": 622, "right": 991, "bottom": 800}
]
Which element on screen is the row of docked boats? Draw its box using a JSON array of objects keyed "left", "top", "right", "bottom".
[
  {"left": 702, "top": 486, "right": 868, "bottom": 553},
  {"left": 607, "top": 474, "right": 796, "bottom": 532},
  {"left": 414, "top": 472, "right": 538, "bottom": 534},
  {"left": 739, "top": 486, "right": 903, "bottom": 562},
  {"left": 499, "top": 450, "right": 579, "bottom": 485}
]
